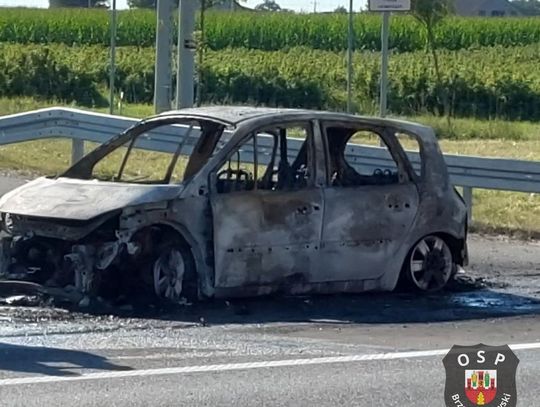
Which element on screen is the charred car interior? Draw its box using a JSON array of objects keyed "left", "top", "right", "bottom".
[{"left": 0, "top": 107, "right": 468, "bottom": 307}]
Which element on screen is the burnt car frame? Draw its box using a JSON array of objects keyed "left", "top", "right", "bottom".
[{"left": 0, "top": 107, "right": 468, "bottom": 305}]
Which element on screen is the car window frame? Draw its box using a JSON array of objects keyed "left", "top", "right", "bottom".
[
  {"left": 62, "top": 116, "right": 227, "bottom": 184},
  {"left": 320, "top": 120, "right": 419, "bottom": 188},
  {"left": 208, "top": 120, "right": 319, "bottom": 195}
]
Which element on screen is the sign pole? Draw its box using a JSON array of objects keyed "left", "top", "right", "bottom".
[
  {"left": 379, "top": 10, "right": 390, "bottom": 118},
  {"left": 346, "top": 0, "right": 354, "bottom": 113},
  {"left": 368, "top": 0, "right": 410, "bottom": 117},
  {"left": 109, "top": 0, "right": 117, "bottom": 115}
]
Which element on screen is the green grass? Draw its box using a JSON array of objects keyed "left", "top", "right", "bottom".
[
  {"left": 3, "top": 97, "right": 540, "bottom": 142},
  {"left": 406, "top": 116, "right": 540, "bottom": 142},
  {"left": 0, "top": 98, "right": 538, "bottom": 238},
  {"left": 0, "top": 96, "right": 151, "bottom": 119},
  {"left": 471, "top": 190, "right": 540, "bottom": 239},
  {"left": 439, "top": 139, "right": 540, "bottom": 161}
]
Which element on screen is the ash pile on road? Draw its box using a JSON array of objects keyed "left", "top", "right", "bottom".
[{"left": 447, "top": 273, "right": 509, "bottom": 292}]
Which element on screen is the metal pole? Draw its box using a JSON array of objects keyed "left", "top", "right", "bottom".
[
  {"left": 154, "top": 0, "right": 174, "bottom": 114},
  {"left": 379, "top": 11, "right": 390, "bottom": 117},
  {"left": 109, "top": 0, "right": 117, "bottom": 115},
  {"left": 176, "top": 0, "right": 196, "bottom": 109},
  {"left": 346, "top": 0, "right": 354, "bottom": 113}
]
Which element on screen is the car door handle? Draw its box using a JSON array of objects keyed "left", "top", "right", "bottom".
[
  {"left": 297, "top": 205, "right": 320, "bottom": 215},
  {"left": 297, "top": 206, "right": 310, "bottom": 215}
]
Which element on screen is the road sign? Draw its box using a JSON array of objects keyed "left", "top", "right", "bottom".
[{"left": 368, "top": 0, "right": 411, "bottom": 12}]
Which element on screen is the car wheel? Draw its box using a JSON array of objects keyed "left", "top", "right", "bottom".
[
  {"left": 405, "top": 235, "right": 454, "bottom": 292},
  {"left": 152, "top": 244, "right": 196, "bottom": 303}
]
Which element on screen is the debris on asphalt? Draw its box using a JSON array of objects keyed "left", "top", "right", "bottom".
[
  {"left": 447, "top": 273, "right": 509, "bottom": 292},
  {"left": 1, "top": 295, "right": 42, "bottom": 307}
]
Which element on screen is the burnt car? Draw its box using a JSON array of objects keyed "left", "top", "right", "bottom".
[{"left": 0, "top": 107, "right": 468, "bottom": 305}]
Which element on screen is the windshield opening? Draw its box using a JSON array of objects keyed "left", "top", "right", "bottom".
[{"left": 87, "top": 119, "right": 230, "bottom": 184}]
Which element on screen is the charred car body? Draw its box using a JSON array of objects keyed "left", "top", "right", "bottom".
[{"left": 0, "top": 107, "right": 468, "bottom": 305}]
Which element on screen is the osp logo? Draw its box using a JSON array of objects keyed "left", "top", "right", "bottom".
[{"left": 443, "top": 344, "right": 519, "bottom": 407}]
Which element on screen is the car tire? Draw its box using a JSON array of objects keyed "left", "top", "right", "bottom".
[
  {"left": 151, "top": 242, "right": 197, "bottom": 304},
  {"left": 403, "top": 235, "right": 454, "bottom": 293}
]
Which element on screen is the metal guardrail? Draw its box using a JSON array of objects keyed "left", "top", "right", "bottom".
[{"left": 0, "top": 108, "right": 539, "bottom": 218}]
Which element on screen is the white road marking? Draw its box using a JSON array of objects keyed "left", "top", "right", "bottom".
[{"left": 0, "top": 342, "right": 539, "bottom": 387}]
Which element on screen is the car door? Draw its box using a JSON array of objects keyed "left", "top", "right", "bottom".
[
  {"left": 317, "top": 122, "right": 420, "bottom": 284},
  {"left": 209, "top": 121, "right": 325, "bottom": 294}
]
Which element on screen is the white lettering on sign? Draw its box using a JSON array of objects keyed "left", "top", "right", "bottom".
[{"left": 368, "top": 0, "right": 411, "bottom": 12}]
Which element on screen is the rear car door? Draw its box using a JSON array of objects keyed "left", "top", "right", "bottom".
[{"left": 317, "top": 122, "right": 420, "bottom": 285}]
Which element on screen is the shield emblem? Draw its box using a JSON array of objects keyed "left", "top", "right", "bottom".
[
  {"left": 464, "top": 370, "right": 497, "bottom": 405},
  {"left": 443, "top": 344, "right": 519, "bottom": 407}
]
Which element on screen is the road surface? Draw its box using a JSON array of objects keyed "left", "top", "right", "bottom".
[{"left": 0, "top": 176, "right": 539, "bottom": 406}]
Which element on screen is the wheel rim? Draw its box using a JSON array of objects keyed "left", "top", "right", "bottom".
[
  {"left": 409, "top": 236, "right": 453, "bottom": 292},
  {"left": 153, "top": 249, "right": 185, "bottom": 302}
]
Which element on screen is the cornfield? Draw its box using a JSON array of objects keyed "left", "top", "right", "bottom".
[
  {"left": 1, "top": 8, "right": 540, "bottom": 52},
  {"left": 1, "top": 43, "right": 540, "bottom": 120}
]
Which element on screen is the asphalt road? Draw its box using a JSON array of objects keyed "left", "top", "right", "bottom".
[
  {"left": 0, "top": 175, "right": 30, "bottom": 194},
  {"left": 0, "top": 176, "right": 539, "bottom": 407}
]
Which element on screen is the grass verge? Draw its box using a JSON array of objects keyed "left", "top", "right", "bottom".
[{"left": 2, "top": 97, "right": 540, "bottom": 141}]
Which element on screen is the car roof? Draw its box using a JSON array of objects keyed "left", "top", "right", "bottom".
[
  {"left": 151, "top": 106, "right": 440, "bottom": 149},
  {"left": 154, "top": 106, "right": 431, "bottom": 132},
  {"left": 156, "top": 106, "right": 313, "bottom": 126}
]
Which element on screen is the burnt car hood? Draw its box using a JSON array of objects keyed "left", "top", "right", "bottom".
[{"left": 0, "top": 177, "right": 183, "bottom": 221}]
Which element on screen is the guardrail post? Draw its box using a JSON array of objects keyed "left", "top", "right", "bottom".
[
  {"left": 71, "top": 139, "right": 85, "bottom": 165},
  {"left": 463, "top": 186, "right": 473, "bottom": 223}
]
